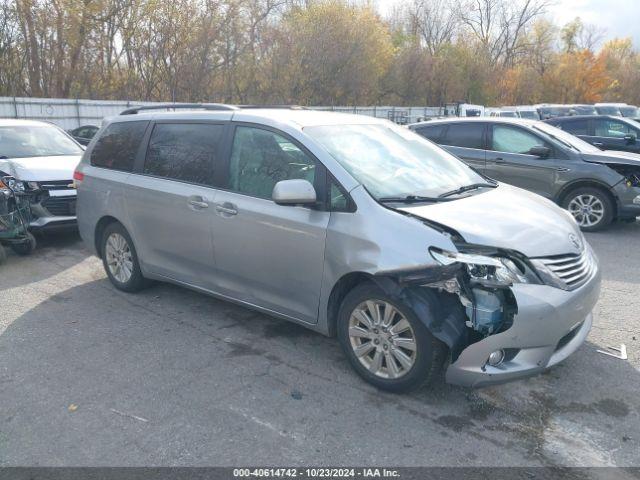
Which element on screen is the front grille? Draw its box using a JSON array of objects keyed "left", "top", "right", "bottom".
[
  {"left": 39, "top": 180, "right": 75, "bottom": 192},
  {"left": 536, "top": 248, "right": 595, "bottom": 290},
  {"left": 41, "top": 196, "right": 76, "bottom": 216}
]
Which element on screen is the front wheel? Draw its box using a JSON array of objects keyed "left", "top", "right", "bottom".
[
  {"left": 337, "top": 283, "right": 445, "bottom": 393},
  {"left": 10, "top": 232, "right": 36, "bottom": 255},
  {"left": 562, "top": 187, "right": 614, "bottom": 232}
]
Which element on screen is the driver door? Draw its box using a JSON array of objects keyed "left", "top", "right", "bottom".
[
  {"left": 485, "top": 124, "right": 559, "bottom": 199},
  {"left": 209, "top": 125, "right": 330, "bottom": 324}
]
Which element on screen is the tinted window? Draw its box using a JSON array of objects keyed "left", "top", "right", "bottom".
[
  {"left": 491, "top": 125, "right": 547, "bottom": 154},
  {"left": 415, "top": 125, "right": 444, "bottom": 142},
  {"left": 593, "top": 119, "right": 635, "bottom": 138},
  {"left": 91, "top": 121, "right": 147, "bottom": 171},
  {"left": 442, "top": 123, "right": 485, "bottom": 149},
  {"left": 561, "top": 119, "right": 589, "bottom": 135},
  {"left": 229, "top": 126, "right": 316, "bottom": 199},
  {"left": 144, "top": 123, "right": 224, "bottom": 184}
]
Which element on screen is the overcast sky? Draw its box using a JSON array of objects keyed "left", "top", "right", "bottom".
[{"left": 376, "top": 0, "right": 640, "bottom": 47}]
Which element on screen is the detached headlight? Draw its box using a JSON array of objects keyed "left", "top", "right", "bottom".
[
  {"left": 26, "top": 181, "right": 39, "bottom": 190},
  {"left": 430, "top": 248, "right": 539, "bottom": 286},
  {"left": 1, "top": 176, "right": 25, "bottom": 193}
]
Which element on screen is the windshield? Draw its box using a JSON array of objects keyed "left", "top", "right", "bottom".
[
  {"left": 0, "top": 125, "right": 83, "bottom": 159},
  {"left": 518, "top": 111, "right": 539, "bottom": 120},
  {"left": 500, "top": 111, "right": 518, "bottom": 118},
  {"left": 620, "top": 106, "right": 639, "bottom": 118},
  {"left": 304, "top": 123, "right": 486, "bottom": 199},
  {"left": 538, "top": 107, "right": 569, "bottom": 118},
  {"left": 596, "top": 106, "right": 621, "bottom": 116},
  {"left": 532, "top": 122, "right": 601, "bottom": 153}
]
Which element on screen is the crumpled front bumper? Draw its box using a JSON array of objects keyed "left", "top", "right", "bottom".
[{"left": 445, "top": 266, "right": 601, "bottom": 388}]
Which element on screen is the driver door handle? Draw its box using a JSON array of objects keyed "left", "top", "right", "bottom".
[
  {"left": 492, "top": 157, "right": 505, "bottom": 163},
  {"left": 592, "top": 142, "right": 604, "bottom": 148},
  {"left": 215, "top": 204, "right": 238, "bottom": 216}
]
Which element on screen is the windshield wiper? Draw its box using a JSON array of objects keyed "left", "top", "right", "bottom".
[
  {"left": 438, "top": 182, "right": 497, "bottom": 198},
  {"left": 378, "top": 194, "right": 443, "bottom": 204},
  {"left": 0, "top": 155, "right": 8, "bottom": 159}
]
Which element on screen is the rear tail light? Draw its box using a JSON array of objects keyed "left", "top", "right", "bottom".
[{"left": 72, "top": 170, "right": 84, "bottom": 188}]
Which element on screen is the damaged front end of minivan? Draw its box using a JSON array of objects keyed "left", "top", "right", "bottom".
[{"left": 371, "top": 236, "right": 598, "bottom": 387}]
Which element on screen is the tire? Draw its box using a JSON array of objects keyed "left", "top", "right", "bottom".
[
  {"left": 0, "top": 245, "right": 6, "bottom": 265},
  {"left": 101, "top": 222, "right": 148, "bottom": 292},
  {"left": 10, "top": 232, "right": 36, "bottom": 255},
  {"left": 337, "top": 282, "right": 446, "bottom": 393},
  {"left": 561, "top": 186, "right": 614, "bottom": 232}
]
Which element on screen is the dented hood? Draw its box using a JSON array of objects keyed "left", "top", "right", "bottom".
[
  {"left": 581, "top": 150, "right": 640, "bottom": 167},
  {"left": 0, "top": 155, "right": 81, "bottom": 181},
  {"left": 399, "top": 184, "right": 582, "bottom": 258}
]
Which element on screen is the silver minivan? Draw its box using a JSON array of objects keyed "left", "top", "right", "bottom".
[{"left": 75, "top": 105, "right": 601, "bottom": 392}]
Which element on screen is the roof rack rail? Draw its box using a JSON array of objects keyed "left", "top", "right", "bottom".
[
  {"left": 237, "top": 105, "right": 308, "bottom": 110},
  {"left": 120, "top": 103, "right": 239, "bottom": 115}
]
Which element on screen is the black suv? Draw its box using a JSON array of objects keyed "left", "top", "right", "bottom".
[{"left": 545, "top": 115, "right": 640, "bottom": 154}]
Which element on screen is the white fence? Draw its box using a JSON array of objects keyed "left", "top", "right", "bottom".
[{"left": 0, "top": 96, "right": 444, "bottom": 129}]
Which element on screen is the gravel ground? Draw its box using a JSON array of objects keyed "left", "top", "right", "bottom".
[{"left": 0, "top": 222, "right": 638, "bottom": 467}]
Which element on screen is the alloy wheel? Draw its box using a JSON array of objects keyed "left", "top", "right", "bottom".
[
  {"left": 105, "top": 232, "right": 134, "bottom": 283},
  {"left": 348, "top": 300, "right": 417, "bottom": 379},
  {"left": 567, "top": 194, "right": 604, "bottom": 228}
]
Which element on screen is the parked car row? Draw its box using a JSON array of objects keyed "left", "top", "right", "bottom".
[{"left": 489, "top": 103, "right": 640, "bottom": 121}]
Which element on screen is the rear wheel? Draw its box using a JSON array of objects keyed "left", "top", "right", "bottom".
[
  {"left": 101, "top": 222, "right": 147, "bottom": 292},
  {"left": 0, "top": 245, "right": 6, "bottom": 264},
  {"left": 562, "top": 187, "right": 614, "bottom": 232},
  {"left": 337, "top": 283, "right": 445, "bottom": 392}
]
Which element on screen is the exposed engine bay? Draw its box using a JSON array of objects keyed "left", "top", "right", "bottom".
[{"left": 607, "top": 164, "right": 640, "bottom": 187}]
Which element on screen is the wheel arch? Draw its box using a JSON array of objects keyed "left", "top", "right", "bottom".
[
  {"left": 94, "top": 215, "right": 121, "bottom": 258},
  {"left": 556, "top": 180, "right": 619, "bottom": 215},
  {"left": 326, "top": 271, "right": 375, "bottom": 337}
]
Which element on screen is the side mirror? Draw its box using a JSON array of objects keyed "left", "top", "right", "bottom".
[
  {"left": 272, "top": 179, "right": 317, "bottom": 206},
  {"left": 528, "top": 145, "right": 551, "bottom": 158},
  {"left": 624, "top": 134, "right": 636, "bottom": 144}
]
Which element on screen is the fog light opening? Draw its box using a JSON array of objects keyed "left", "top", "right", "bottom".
[{"left": 487, "top": 349, "right": 505, "bottom": 366}]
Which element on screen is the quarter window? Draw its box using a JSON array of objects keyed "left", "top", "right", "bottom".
[
  {"left": 228, "top": 126, "right": 316, "bottom": 199},
  {"left": 491, "top": 125, "right": 547, "bottom": 155},
  {"left": 441, "top": 124, "right": 485, "bottom": 149},
  {"left": 144, "top": 123, "right": 224, "bottom": 184},
  {"left": 560, "top": 119, "right": 588, "bottom": 136},
  {"left": 91, "top": 121, "right": 148, "bottom": 171}
]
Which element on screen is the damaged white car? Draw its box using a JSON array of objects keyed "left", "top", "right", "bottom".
[
  {"left": 76, "top": 106, "right": 601, "bottom": 391},
  {"left": 0, "top": 119, "right": 83, "bottom": 229}
]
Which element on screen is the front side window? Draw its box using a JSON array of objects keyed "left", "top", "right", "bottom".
[
  {"left": 228, "top": 126, "right": 316, "bottom": 199},
  {"left": 144, "top": 123, "right": 224, "bottom": 184},
  {"left": 441, "top": 123, "right": 485, "bottom": 149},
  {"left": 560, "top": 119, "right": 589, "bottom": 135},
  {"left": 305, "top": 123, "right": 485, "bottom": 199},
  {"left": 0, "top": 124, "right": 83, "bottom": 159},
  {"left": 91, "top": 121, "right": 148, "bottom": 171},
  {"left": 491, "top": 125, "right": 546, "bottom": 155},
  {"left": 593, "top": 119, "right": 634, "bottom": 138}
]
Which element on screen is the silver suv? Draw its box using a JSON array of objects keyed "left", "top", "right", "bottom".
[{"left": 76, "top": 105, "right": 601, "bottom": 391}]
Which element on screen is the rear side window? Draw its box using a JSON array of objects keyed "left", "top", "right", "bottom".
[
  {"left": 144, "top": 123, "right": 225, "bottom": 185},
  {"left": 441, "top": 123, "right": 485, "bottom": 149},
  {"left": 415, "top": 125, "right": 444, "bottom": 142},
  {"left": 560, "top": 119, "right": 589, "bottom": 135},
  {"left": 90, "top": 121, "right": 148, "bottom": 171}
]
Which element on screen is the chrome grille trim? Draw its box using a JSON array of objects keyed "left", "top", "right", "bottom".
[{"left": 535, "top": 247, "right": 595, "bottom": 291}]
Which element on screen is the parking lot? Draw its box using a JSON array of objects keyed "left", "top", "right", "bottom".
[{"left": 0, "top": 223, "right": 638, "bottom": 467}]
